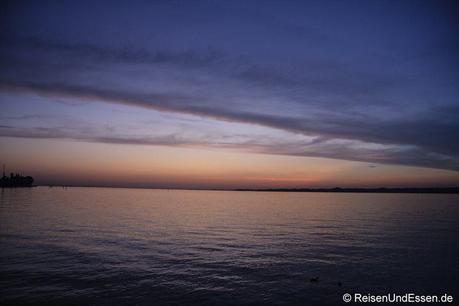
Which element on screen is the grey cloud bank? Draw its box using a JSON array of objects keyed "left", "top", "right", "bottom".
[{"left": 1, "top": 0, "right": 458, "bottom": 171}]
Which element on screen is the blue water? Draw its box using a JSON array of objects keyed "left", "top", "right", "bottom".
[{"left": 1, "top": 187, "right": 458, "bottom": 305}]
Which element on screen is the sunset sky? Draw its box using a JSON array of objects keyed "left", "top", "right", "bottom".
[{"left": 1, "top": 0, "right": 458, "bottom": 189}]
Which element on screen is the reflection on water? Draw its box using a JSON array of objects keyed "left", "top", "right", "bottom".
[{"left": 1, "top": 187, "right": 458, "bottom": 305}]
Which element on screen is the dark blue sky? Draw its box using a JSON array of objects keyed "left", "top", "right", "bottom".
[{"left": 1, "top": 0, "right": 459, "bottom": 187}]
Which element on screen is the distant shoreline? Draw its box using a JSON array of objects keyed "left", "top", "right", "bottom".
[
  {"left": 235, "top": 187, "right": 459, "bottom": 194},
  {"left": 23, "top": 185, "right": 459, "bottom": 194}
]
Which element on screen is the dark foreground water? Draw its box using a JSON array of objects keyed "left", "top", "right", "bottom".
[{"left": 1, "top": 187, "right": 458, "bottom": 305}]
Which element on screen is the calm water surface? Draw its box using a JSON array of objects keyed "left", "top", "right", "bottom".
[{"left": 1, "top": 187, "right": 458, "bottom": 305}]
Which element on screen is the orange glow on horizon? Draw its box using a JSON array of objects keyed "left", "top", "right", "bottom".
[{"left": 1, "top": 137, "right": 459, "bottom": 189}]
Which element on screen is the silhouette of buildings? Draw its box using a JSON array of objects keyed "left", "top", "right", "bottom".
[{"left": 1, "top": 165, "right": 34, "bottom": 188}]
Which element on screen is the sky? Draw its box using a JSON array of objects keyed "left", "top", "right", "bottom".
[{"left": 1, "top": 0, "right": 459, "bottom": 189}]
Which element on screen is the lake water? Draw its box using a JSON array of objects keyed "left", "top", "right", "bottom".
[{"left": 1, "top": 187, "right": 458, "bottom": 305}]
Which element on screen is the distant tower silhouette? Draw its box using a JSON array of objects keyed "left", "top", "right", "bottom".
[{"left": 2, "top": 164, "right": 5, "bottom": 178}]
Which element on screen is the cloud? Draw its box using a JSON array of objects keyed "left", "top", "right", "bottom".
[
  {"left": 1, "top": 36, "right": 458, "bottom": 171},
  {"left": 0, "top": 35, "right": 225, "bottom": 70},
  {"left": 2, "top": 79, "right": 458, "bottom": 156},
  {"left": 0, "top": 114, "right": 48, "bottom": 120},
  {"left": 1, "top": 124, "right": 459, "bottom": 171}
]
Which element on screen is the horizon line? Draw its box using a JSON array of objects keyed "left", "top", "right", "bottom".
[{"left": 25, "top": 185, "right": 459, "bottom": 194}]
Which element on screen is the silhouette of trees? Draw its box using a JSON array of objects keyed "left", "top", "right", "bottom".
[{"left": 1, "top": 172, "right": 34, "bottom": 188}]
